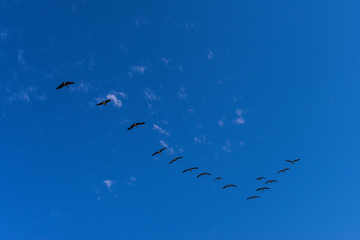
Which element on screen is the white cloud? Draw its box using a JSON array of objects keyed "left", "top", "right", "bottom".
[
  {"left": 218, "top": 119, "right": 225, "bottom": 127},
  {"left": 103, "top": 180, "right": 114, "bottom": 190},
  {"left": 127, "top": 177, "right": 137, "bottom": 186},
  {"left": 222, "top": 139, "right": 232, "bottom": 153},
  {"left": 234, "top": 109, "right": 246, "bottom": 125},
  {"left": 160, "top": 57, "right": 169, "bottom": 65},
  {"left": 194, "top": 135, "right": 206, "bottom": 144},
  {"left": 177, "top": 87, "right": 187, "bottom": 100},
  {"left": 207, "top": 50, "right": 214, "bottom": 60},
  {"left": 105, "top": 91, "right": 127, "bottom": 108},
  {"left": 6, "top": 86, "right": 42, "bottom": 103},
  {"left": 159, "top": 140, "right": 174, "bottom": 154},
  {"left": 17, "top": 50, "right": 25, "bottom": 68},
  {"left": 131, "top": 66, "right": 146, "bottom": 74},
  {"left": 144, "top": 88, "right": 160, "bottom": 101},
  {"left": 0, "top": 29, "right": 8, "bottom": 42},
  {"left": 153, "top": 124, "right": 170, "bottom": 136}
]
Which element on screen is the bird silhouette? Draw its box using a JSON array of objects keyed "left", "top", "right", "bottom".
[
  {"left": 214, "top": 177, "right": 222, "bottom": 180},
  {"left": 256, "top": 187, "right": 270, "bottom": 191},
  {"left": 182, "top": 167, "right": 199, "bottom": 173},
  {"left": 265, "top": 180, "right": 278, "bottom": 184},
  {"left": 151, "top": 147, "right": 166, "bottom": 156},
  {"left": 222, "top": 184, "right": 237, "bottom": 189},
  {"left": 197, "top": 173, "right": 211, "bottom": 178},
  {"left": 277, "top": 168, "right": 290, "bottom": 174},
  {"left": 169, "top": 157, "right": 183, "bottom": 165},
  {"left": 56, "top": 82, "right": 75, "bottom": 89},
  {"left": 286, "top": 158, "right": 300, "bottom": 164},
  {"left": 97, "top": 99, "right": 111, "bottom": 106},
  {"left": 256, "top": 177, "right": 266, "bottom": 181},
  {"left": 127, "top": 122, "right": 146, "bottom": 131},
  {"left": 247, "top": 196, "right": 261, "bottom": 200}
]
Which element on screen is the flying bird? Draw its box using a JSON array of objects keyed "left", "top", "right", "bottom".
[
  {"left": 286, "top": 158, "right": 301, "bottom": 164},
  {"left": 256, "top": 187, "right": 270, "bottom": 191},
  {"left": 127, "top": 122, "right": 146, "bottom": 131},
  {"left": 97, "top": 99, "right": 111, "bottom": 106},
  {"left": 151, "top": 147, "right": 166, "bottom": 156},
  {"left": 197, "top": 173, "right": 211, "bottom": 178},
  {"left": 222, "top": 184, "right": 237, "bottom": 189},
  {"left": 256, "top": 177, "right": 266, "bottom": 181},
  {"left": 56, "top": 81, "right": 75, "bottom": 89},
  {"left": 182, "top": 167, "right": 199, "bottom": 173},
  {"left": 169, "top": 157, "right": 183, "bottom": 165},
  {"left": 277, "top": 168, "right": 290, "bottom": 174},
  {"left": 214, "top": 177, "right": 222, "bottom": 180},
  {"left": 265, "top": 180, "right": 278, "bottom": 184},
  {"left": 247, "top": 196, "right": 261, "bottom": 200}
]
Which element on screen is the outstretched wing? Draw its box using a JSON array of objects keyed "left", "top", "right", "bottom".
[
  {"left": 97, "top": 102, "right": 103, "bottom": 106},
  {"left": 66, "top": 81, "right": 75, "bottom": 85},
  {"left": 294, "top": 158, "right": 300, "bottom": 162},
  {"left": 191, "top": 167, "right": 199, "bottom": 170},
  {"left": 159, "top": 147, "right": 166, "bottom": 152},
  {"left": 127, "top": 124, "right": 135, "bottom": 131},
  {"left": 197, "top": 173, "right": 203, "bottom": 178},
  {"left": 264, "top": 187, "right": 270, "bottom": 190},
  {"left": 284, "top": 168, "right": 290, "bottom": 171},
  {"left": 256, "top": 188, "right": 262, "bottom": 191},
  {"left": 285, "top": 160, "right": 292, "bottom": 163},
  {"left": 56, "top": 83, "right": 65, "bottom": 89},
  {"left": 277, "top": 170, "right": 282, "bottom": 174},
  {"left": 137, "top": 122, "right": 146, "bottom": 125},
  {"left": 182, "top": 169, "right": 190, "bottom": 173},
  {"left": 105, "top": 99, "right": 111, "bottom": 104},
  {"left": 222, "top": 185, "right": 229, "bottom": 189}
]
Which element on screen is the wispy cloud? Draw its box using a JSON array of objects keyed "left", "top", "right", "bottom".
[
  {"left": 0, "top": 29, "right": 8, "bottom": 42},
  {"left": 144, "top": 88, "right": 160, "bottom": 101},
  {"left": 207, "top": 50, "right": 214, "bottom": 60},
  {"left": 159, "top": 140, "right": 174, "bottom": 154},
  {"left": 177, "top": 87, "right": 188, "bottom": 100},
  {"left": 234, "top": 109, "right": 246, "bottom": 125},
  {"left": 105, "top": 91, "right": 127, "bottom": 108},
  {"left": 103, "top": 180, "right": 114, "bottom": 191},
  {"left": 218, "top": 116, "right": 226, "bottom": 127},
  {"left": 222, "top": 139, "right": 232, "bottom": 153},
  {"left": 153, "top": 124, "right": 170, "bottom": 136},
  {"left": 127, "top": 177, "right": 137, "bottom": 186},
  {"left": 17, "top": 49, "right": 26, "bottom": 69},
  {"left": 6, "top": 86, "right": 45, "bottom": 103},
  {"left": 160, "top": 57, "right": 169, "bottom": 65},
  {"left": 194, "top": 135, "right": 207, "bottom": 144}
]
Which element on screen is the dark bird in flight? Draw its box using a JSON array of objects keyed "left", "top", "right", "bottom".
[
  {"left": 222, "top": 184, "right": 237, "bottom": 189},
  {"left": 247, "top": 196, "right": 261, "bottom": 200},
  {"left": 56, "top": 81, "right": 74, "bottom": 89},
  {"left": 127, "top": 122, "right": 146, "bottom": 131},
  {"left": 286, "top": 158, "right": 301, "bottom": 164},
  {"left": 182, "top": 167, "right": 199, "bottom": 173},
  {"left": 256, "top": 187, "right": 270, "bottom": 191},
  {"left": 256, "top": 177, "right": 266, "bottom": 181},
  {"left": 214, "top": 177, "right": 222, "bottom": 180},
  {"left": 197, "top": 173, "right": 211, "bottom": 178},
  {"left": 169, "top": 157, "right": 183, "bottom": 165},
  {"left": 277, "top": 168, "right": 290, "bottom": 174},
  {"left": 151, "top": 147, "right": 166, "bottom": 156},
  {"left": 265, "top": 180, "right": 278, "bottom": 184},
  {"left": 97, "top": 99, "right": 111, "bottom": 106}
]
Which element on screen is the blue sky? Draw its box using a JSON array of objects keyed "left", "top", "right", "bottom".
[{"left": 1, "top": 0, "right": 360, "bottom": 239}]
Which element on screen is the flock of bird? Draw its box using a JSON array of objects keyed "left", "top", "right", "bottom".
[{"left": 57, "top": 81, "right": 301, "bottom": 200}]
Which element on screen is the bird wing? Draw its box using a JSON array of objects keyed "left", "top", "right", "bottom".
[
  {"left": 182, "top": 169, "right": 189, "bottom": 173},
  {"left": 285, "top": 168, "right": 290, "bottom": 171},
  {"left": 151, "top": 151, "right": 159, "bottom": 156},
  {"left": 169, "top": 160, "right": 175, "bottom": 165},
  {"left": 97, "top": 102, "right": 103, "bottom": 106},
  {"left": 197, "top": 174, "right": 202, "bottom": 178},
  {"left": 176, "top": 157, "right": 183, "bottom": 160},
  {"left": 159, "top": 147, "right": 166, "bottom": 152},
  {"left": 264, "top": 187, "right": 270, "bottom": 190},
  {"left": 56, "top": 83, "right": 64, "bottom": 89},
  {"left": 222, "top": 185, "right": 228, "bottom": 189},
  {"left": 137, "top": 122, "right": 146, "bottom": 125},
  {"left": 294, "top": 159, "right": 300, "bottom": 162},
  {"left": 67, "top": 82, "right": 75, "bottom": 85},
  {"left": 285, "top": 160, "right": 292, "bottom": 163},
  {"left": 127, "top": 124, "right": 135, "bottom": 130},
  {"left": 277, "top": 170, "right": 282, "bottom": 174},
  {"left": 105, "top": 99, "right": 111, "bottom": 103},
  {"left": 256, "top": 188, "right": 261, "bottom": 191},
  {"left": 191, "top": 167, "right": 199, "bottom": 170}
]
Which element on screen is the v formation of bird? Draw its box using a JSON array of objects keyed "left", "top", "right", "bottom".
[{"left": 56, "top": 82, "right": 302, "bottom": 200}]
